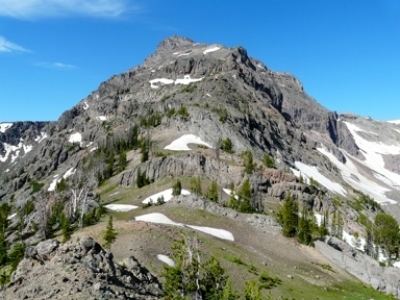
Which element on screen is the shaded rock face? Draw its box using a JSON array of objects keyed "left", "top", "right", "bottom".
[
  {"left": 316, "top": 238, "right": 400, "bottom": 298},
  {"left": 0, "top": 237, "right": 163, "bottom": 300}
]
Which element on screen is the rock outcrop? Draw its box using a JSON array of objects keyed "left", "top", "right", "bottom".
[{"left": 0, "top": 237, "right": 163, "bottom": 300}]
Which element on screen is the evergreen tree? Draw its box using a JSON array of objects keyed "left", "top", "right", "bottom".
[
  {"left": 219, "top": 138, "right": 234, "bottom": 154},
  {"left": 221, "top": 280, "right": 240, "bottom": 300},
  {"left": 244, "top": 280, "right": 262, "bottom": 300},
  {"left": 262, "top": 153, "right": 275, "bottom": 169},
  {"left": 238, "top": 179, "right": 253, "bottom": 213},
  {"left": 172, "top": 180, "right": 182, "bottom": 196},
  {"left": 136, "top": 169, "right": 150, "bottom": 188},
  {"left": 242, "top": 151, "right": 255, "bottom": 174},
  {"left": 117, "top": 151, "right": 128, "bottom": 172},
  {"left": 140, "top": 140, "right": 150, "bottom": 162},
  {"left": 190, "top": 177, "right": 202, "bottom": 195},
  {"left": 60, "top": 213, "right": 72, "bottom": 242},
  {"left": 0, "top": 232, "right": 7, "bottom": 266},
  {"left": 297, "top": 210, "right": 313, "bottom": 245},
  {"left": 278, "top": 194, "right": 298, "bottom": 238},
  {"left": 207, "top": 181, "right": 219, "bottom": 202},
  {"left": 201, "top": 257, "right": 229, "bottom": 300},
  {"left": 8, "top": 242, "right": 25, "bottom": 271},
  {"left": 374, "top": 212, "right": 400, "bottom": 260},
  {"left": 103, "top": 216, "right": 118, "bottom": 249}
]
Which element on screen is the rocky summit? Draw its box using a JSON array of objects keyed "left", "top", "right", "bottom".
[{"left": 1, "top": 36, "right": 400, "bottom": 299}]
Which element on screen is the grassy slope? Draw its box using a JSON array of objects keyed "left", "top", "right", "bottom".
[{"left": 71, "top": 179, "right": 396, "bottom": 300}]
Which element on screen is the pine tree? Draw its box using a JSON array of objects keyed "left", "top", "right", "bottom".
[
  {"left": 172, "top": 180, "right": 182, "bottom": 196},
  {"left": 221, "top": 280, "right": 239, "bottom": 300},
  {"left": 103, "top": 216, "right": 118, "bottom": 249},
  {"left": 219, "top": 138, "right": 234, "bottom": 154},
  {"left": 190, "top": 177, "right": 202, "bottom": 195},
  {"left": 0, "top": 232, "right": 7, "bottom": 266},
  {"left": 278, "top": 194, "right": 298, "bottom": 238},
  {"left": 244, "top": 280, "right": 262, "bottom": 300},
  {"left": 297, "top": 210, "right": 313, "bottom": 245},
  {"left": 242, "top": 151, "right": 255, "bottom": 174},
  {"left": 207, "top": 181, "right": 219, "bottom": 202},
  {"left": 263, "top": 153, "right": 275, "bottom": 168},
  {"left": 8, "top": 242, "right": 25, "bottom": 271},
  {"left": 117, "top": 151, "right": 128, "bottom": 172},
  {"left": 238, "top": 179, "right": 253, "bottom": 213},
  {"left": 60, "top": 213, "right": 72, "bottom": 243}
]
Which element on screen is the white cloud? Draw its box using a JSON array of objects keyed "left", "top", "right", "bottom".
[
  {"left": 0, "top": 0, "right": 133, "bottom": 19},
  {"left": 0, "top": 36, "right": 29, "bottom": 53},
  {"left": 35, "top": 61, "right": 77, "bottom": 70}
]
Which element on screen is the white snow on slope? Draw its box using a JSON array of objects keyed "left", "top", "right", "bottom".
[
  {"left": 34, "top": 132, "right": 48, "bottom": 143},
  {"left": 149, "top": 75, "right": 203, "bottom": 89},
  {"left": 342, "top": 230, "right": 366, "bottom": 252},
  {"left": 0, "top": 141, "right": 33, "bottom": 163},
  {"left": 48, "top": 168, "right": 76, "bottom": 192},
  {"left": 388, "top": 120, "right": 400, "bottom": 125},
  {"left": 149, "top": 78, "right": 174, "bottom": 89},
  {"left": 175, "top": 75, "right": 203, "bottom": 85},
  {"left": 96, "top": 116, "right": 107, "bottom": 121},
  {"left": 142, "top": 188, "right": 191, "bottom": 204},
  {"left": 317, "top": 146, "right": 396, "bottom": 204},
  {"left": 164, "top": 134, "right": 213, "bottom": 151},
  {"left": 203, "top": 46, "right": 221, "bottom": 54},
  {"left": 294, "top": 161, "right": 347, "bottom": 196},
  {"left": 0, "top": 123, "right": 12, "bottom": 133},
  {"left": 135, "top": 213, "right": 234, "bottom": 241},
  {"left": 105, "top": 204, "right": 138, "bottom": 212},
  {"left": 157, "top": 254, "right": 175, "bottom": 267},
  {"left": 83, "top": 102, "right": 89, "bottom": 110},
  {"left": 223, "top": 188, "right": 239, "bottom": 200},
  {"left": 344, "top": 122, "right": 400, "bottom": 197},
  {"left": 7, "top": 213, "right": 16, "bottom": 220},
  {"left": 68, "top": 132, "right": 82, "bottom": 145},
  {"left": 186, "top": 225, "right": 235, "bottom": 241},
  {"left": 314, "top": 212, "right": 323, "bottom": 227}
]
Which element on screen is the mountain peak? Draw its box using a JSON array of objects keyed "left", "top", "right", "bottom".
[{"left": 157, "top": 35, "right": 194, "bottom": 52}]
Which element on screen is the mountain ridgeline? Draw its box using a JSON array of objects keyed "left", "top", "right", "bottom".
[{"left": 1, "top": 36, "right": 400, "bottom": 299}]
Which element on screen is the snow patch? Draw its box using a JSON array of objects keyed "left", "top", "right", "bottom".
[
  {"left": 388, "top": 120, "right": 400, "bottom": 125},
  {"left": 0, "top": 141, "right": 33, "bottom": 163},
  {"left": 7, "top": 213, "right": 16, "bottom": 220},
  {"left": 149, "top": 78, "right": 174, "bottom": 89},
  {"left": 342, "top": 230, "right": 366, "bottom": 252},
  {"left": 203, "top": 46, "right": 221, "bottom": 54},
  {"left": 96, "top": 116, "right": 107, "bottom": 121},
  {"left": 0, "top": 123, "right": 13, "bottom": 133},
  {"left": 135, "top": 213, "right": 234, "bottom": 241},
  {"left": 83, "top": 102, "right": 89, "bottom": 110},
  {"left": 105, "top": 204, "right": 138, "bottom": 212},
  {"left": 314, "top": 212, "right": 323, "bottom": 227},
  {"left": 142, "top": 188, "right": 191, "bottom": 204},
  {"left": 223, "top": 188, "right": 239, "bottom": 200},
  {"left": 174, "top": 75, "right": 203, "bottom": 85},
  {"left": 157, "top": 254, "right": 175, "bottom": 267},
  {"left": 68, "top": 132, "right": 82, "bottom": 145},
  {"left": 34, "top": 132, "right": 48, "bottom": 143},
  {"left": 164, "top": 134, "right": 213, "bottom": 151},
  {"left": 48, "top": 168, "right": 76, "bottom": 192},
  {"left": 294, "top": 161, "right": 347, "bottom": 196},
  {"left": 63, "top": 168, "right": 76, "bottom": 179}
]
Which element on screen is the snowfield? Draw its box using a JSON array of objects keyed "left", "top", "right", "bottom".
[
  {"left": 157, "top": 254, "right": 175, "bottom": 267},
  {"left": 135, "top": 213, "right": 235, "bottom": 241},
  {"left": 34, "top": 132, "right": 48, "bottom": 143},
  {"left": 104, "top": 204, "right": 138, "bottom": 212},
  {"left": 342, "top": 230, "right": 366, "bottom": 252},
  {"left": 0, "top": 123, "right": 13, "bottom": 133},
  {"left": 203, "top": 46, "right": 221, "bottom": 54},
  {"left": 0, "top": 141, "right": 33, "bottom": 163},
  {"left": 48, "top": 168, "right": 76, "bottom": 192},
  {"left": 68, "top": 132, "right": 83, "bottom": 145},
  {"left": 174, "top": 75, "right": 203, "bottom": 85},
  {"left": 96, "top": 116, "right": 107, "bottom": 121},
  {"left": 164, "top": 134, "right": 213, "bottom": 151},
  {"left": 142, "top": 188, "right": 191, "bottom": 204},
  {"left": 388, "top": 120, "right": 400, "bottom": 125},
  {"left": 149, "top": 75, "right": 203, "bottom": 89},
  {"left": 294, "top": 161, "right": 347, "bottom": 196},
  {"left": 317, "top": 146, "right": 397, "bottom": 204}
]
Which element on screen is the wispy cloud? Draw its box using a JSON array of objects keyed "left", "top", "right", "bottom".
[
  {"left": 0, "top": 36, "right": 29, "bottom": 53},
  {"left": 0, "top": 0, "right": 135, "bottom": 19},
  {"left": 35, "top": 61, "right": 77, "bottom": 70}
]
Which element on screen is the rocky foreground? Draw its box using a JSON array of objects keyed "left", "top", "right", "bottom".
[{"left": 0, "top": 237, "right": 163, "bottom": 300}]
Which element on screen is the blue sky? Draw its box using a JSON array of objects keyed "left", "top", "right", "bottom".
[{"left": 0, "top": 0, "right": 399, "bottom": 121}]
